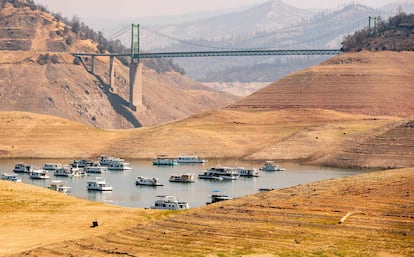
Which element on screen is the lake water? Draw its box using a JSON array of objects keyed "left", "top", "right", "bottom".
[{"left": 0, "top": 159, "right": 364, "bottom": 209}]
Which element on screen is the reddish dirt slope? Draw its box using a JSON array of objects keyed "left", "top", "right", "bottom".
[{"left": 229, "top": 51, "right": 414, "bottom": 118}]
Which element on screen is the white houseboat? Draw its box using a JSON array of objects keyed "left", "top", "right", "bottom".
[
  {"left": 71, "top": 159, "right": 93, "bottom": 168},
  {"left": 85, "top": 162, "right": 107, "bottom": 174},
  {"left": 236, "top": 167, "right": 260, "bottom": 177},
  {"left": 150, "top": 195, "right": 190, "bottom": 210},
  {"left": 30, "top": 169, "right": 50, "bottom": 179},
  {"left": 108, "top": 159, "right": 131, "bottom": 171},
  {"left": 72, "top": 167, "right": 87, "bottom": 177},
  {"left": 135, "top": 176, "right": 163, "bottom": 186},
  {"left": 98, "top": 155, "right": 117, "bottom": 166},
  {"left": 87, "top": 177, "right": 113, "bottom": 191},
  {"left": 54, "top": 165, "right": 75, "bottom": 177},
  {"left": 198, "top": 166, "right": 239, "bottom": 180},
  {"left": 47, "top": 180, "right": 72, "bottom": 194},
  {"left": 13, "top": 163, "right": 32, "bottom": 173},
  {"left": 2, "top": 173, "right": 22, "bottom": 182},
  {"left": 169, "top": 174, "right": 195, "bottom": 183},
  {"left": 260, "top": 161, "right": 286, "bottom": 172},
  {"left": 176, "top": 155, "right": 206, "bottom": 164},
  {"left": 42, "top": 163, "right": 61, "bottom": 171},
  {"left": 153, "top": 155, "right": 177, "bottom": 166}
]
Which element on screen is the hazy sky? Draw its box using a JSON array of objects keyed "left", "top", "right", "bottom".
[{"left": 34, "top": 0, "right": 405, "bottom": 19}]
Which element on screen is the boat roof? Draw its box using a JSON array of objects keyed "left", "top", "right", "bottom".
[
  {"left": 2, "top": 173, "right": 18, "bottom": 176},
  {"left": 50, "top": 180, "right": 63, "bottom": 183}
]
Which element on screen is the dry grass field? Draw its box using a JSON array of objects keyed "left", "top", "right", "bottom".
[{"left": 1, "top": 168, "right": 413, "bottom": 256}]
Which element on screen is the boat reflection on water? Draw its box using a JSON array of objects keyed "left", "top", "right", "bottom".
[{"left": 87, "top": 190, "right": 114, "bottom": 203}]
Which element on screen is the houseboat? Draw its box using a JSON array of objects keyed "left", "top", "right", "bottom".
[
  {"left": 47, "top": 180, "right": 72, "bottom": 194},
  {"left": 150, "top": 195, "right": 190, "bottom": 210},
  {"left": 176, "top": 155, "right": 206, "bottom": 164},
  {"left": 72, "top": 167, "right": 87, "bottom": 177},
  {"left": 54, "top": 165, "right": 75, "bottom": 177},
  {"left": 13, "top": 163, "right": 32, "bottom": 173},
  {"left": 198, "top": 166, "right": 240, "bottom": 180},
  {"left": 30, "top": 169, "right": 50, "bottom": 179},
  {"left": 206, "top": 193, "right": 231, "bottom": 205},
  {"left": 87, "top": 177, "right": 113, "bottom": 191},
  {"left": 98, "top": 155, "right": 117, "bottom": 166},
  {"left": 85, "top": 162, "right": 107, "bottom": 174},
  {"left": 42, "top": 163, "right": 61, "bottom": 171},
  {"left": 71, "top": 159, "right": 93, "bottom": 168},
  {"left": 169, "top": 174, "right": 195, "bottom": 183},
  {"left": 236, "top": 167, "right": 260, "bottom": 177},
  {"left": 2, "top": 173, "right": 22, "bottom": 182},
  {"left": 108, "top": 159, "right": 131, "bottom": 171},
  {"left": 135, "top": 176, "right": 163, "bottom": 186},
  {"left": 153, "top": 155, "right": 178, "bottom": 166},
  {"left": 260, "top": 161, "right": 286, "bottom": 172}
]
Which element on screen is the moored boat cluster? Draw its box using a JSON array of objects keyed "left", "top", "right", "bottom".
[
  {"left": 3, "top": 155, "right": 132, "bottom": 195},
  {"left": 2, "top": 155, "right": 285, "bottom": 210}
]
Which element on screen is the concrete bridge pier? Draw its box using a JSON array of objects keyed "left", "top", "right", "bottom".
[
  {"left": 129, "top": 60, "right": 143, "bottom": 111},
  {"left": 109, "top": 56, "right": 115, "bottom": 90},
  {"left": 91, "top": 56, "right": 95, "bottom": 74}
]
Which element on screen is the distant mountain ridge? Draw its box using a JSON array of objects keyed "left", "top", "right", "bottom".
[
  {"left": 146, "top": 1, "right": 413, "bottom": 84},
  {"left": 83, "top": 0, "right": 413, "bottom": 85},
  {"left": 154, "top": 0, "right": 315, "bottom": 41}
]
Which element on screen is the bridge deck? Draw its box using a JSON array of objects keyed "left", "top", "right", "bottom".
[{"left": 72, "top": 49, "right": 342, "bottom": 59}]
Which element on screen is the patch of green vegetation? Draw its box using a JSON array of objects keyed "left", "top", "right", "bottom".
[
  {"left": 277, "top": 251, "right": 307, "bottom": 257},
  {"left": 231, "top": 248, "right": 256, "bottom": 256},
  {"left": 312, "top": 251, "right": 330, "bottom": 257},
  {"left": 334, "top": 251, "right": 346, "bottom": 257}
]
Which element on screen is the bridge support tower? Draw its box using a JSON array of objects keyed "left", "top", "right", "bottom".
[
  {"left": 129, "top": 24, "right": 142, "bottom": 111},
  {"left": 129, "top": 61, "right": 142, "bottom": 110},
  {"left": 91, "top": 56, "right": 95, "bottom": 74},
  {"left": 109, "top": 56, "right": 115, "bottom": 89}
]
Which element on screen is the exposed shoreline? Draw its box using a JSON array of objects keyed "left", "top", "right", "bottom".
[{"left": 2, "top": 167, "right": 413, "bottom": 256}]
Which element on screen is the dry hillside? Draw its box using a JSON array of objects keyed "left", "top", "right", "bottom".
[
  {"left": 229, "top": 51, "right": 414, "bottom": 118},
  {"left": 2, "top": 108, "right": 414, "bottom": 169},
  {"left": 2, "top": 168, "right": 413, "bottom": 256},
  {"left": 2, "top": 51, "right": 414, "bottom": 168},
  {"left": 0, "top": 1, "right": 238, "bottom": 129}
]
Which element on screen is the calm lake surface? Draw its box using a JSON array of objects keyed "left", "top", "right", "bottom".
[{"left": 0, "top": 159, "right": 364, "bottom": 209}]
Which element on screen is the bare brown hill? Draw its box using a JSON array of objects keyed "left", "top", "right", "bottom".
[
  {"left": 2, "top": 168, "right": 413, "bottom": 256},
  {"left": 320, "top": 120, "right": 414, "bottom": 169},
  {"left": 2, "top": 109, "right": 414, "bottom": 169},
  {"left": 229, "top": 51, "right": 414, "bottom": 118},
  {"left": 0, "top": 2, "right": 238, "bottom": 129}
]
